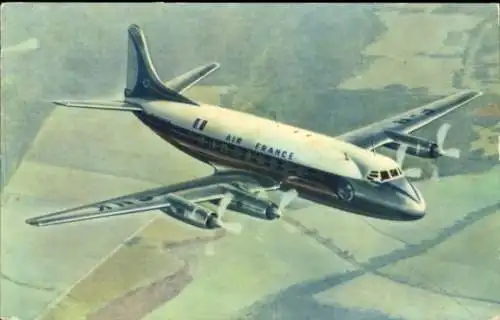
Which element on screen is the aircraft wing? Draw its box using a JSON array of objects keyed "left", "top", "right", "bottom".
[
  {"left": 338, "top": 90, "right": 483, "bottom": 150},
  {"left": 25, "top": 170, "right": 277, "bottom": 227},
  {"left": 165, "top": 62, "right": 220, "bottom": 94}
]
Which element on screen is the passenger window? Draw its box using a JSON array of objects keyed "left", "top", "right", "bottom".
[{"left": 390, "top": 169, "right": 399, "bottom": 177}]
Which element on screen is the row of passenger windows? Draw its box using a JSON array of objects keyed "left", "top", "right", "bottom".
[{"left": 177, "top": 128, "right": 324, "bottom": 180}]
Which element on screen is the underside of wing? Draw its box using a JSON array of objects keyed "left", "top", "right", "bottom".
[
  {"left": 25, "top": 170, "right": 279, "bottom": 227},
  {"left": 25, "top": 186, "right": 174, "bottom": 226},
  {"left": 165, "top": 62, "right": 220, "bottom": 94},
  {"left": 53, "top": 100, "right": 143, "bottom": 112},
  {"left": 339, "top": 90, "right": 483, "bottom": 150}
]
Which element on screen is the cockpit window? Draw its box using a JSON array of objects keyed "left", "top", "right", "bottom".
[
  {"left": 367, "top": 170, "right": 380, "bottom": 182},
  {"left": 390, "top": 169, "right": 399, "bottom": 177},
  {"left": 380, "top": 171, "right": 390, "bottom": 180},
  {"left": 368, "top": 171, "right": 379, "bottom": 178},
  {"left": 366, "top": 168, "right": 402, "bottom": 182}
]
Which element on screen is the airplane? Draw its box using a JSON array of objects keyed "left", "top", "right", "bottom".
[{"left": 25, "top": 24, "right": 482, "bottom": 230}]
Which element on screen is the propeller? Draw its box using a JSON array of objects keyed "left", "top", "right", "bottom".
[
  {"left": 255, "top": 186, "right": 299, "bottom": 216},
  {"left": 203, "top": 193, "right": 240, "bottom": 257},
  {"left": 396, "top": 123, "right": 461, "bottom": 180},
  {"left": 215, "top": 193, "right": 243, "bottom": 234},
  {"left": 427, "top": 123, "right": 460, "bottom": 181}
]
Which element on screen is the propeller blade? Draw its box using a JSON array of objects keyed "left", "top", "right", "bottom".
[
  {"left": 396, "top": 144, "right": 423, "bottom": 179},
  {"left": 436, "top": 123, "right": 460, "bottom": 159},
  {"left": 429, "top": 164, "right": 440, "bottom": 181},
  {"left": 214, "top": 193, "right": 242, "bottom": 234},
  {"left": 395, "top": 144, "right": 408, "bottom": 167},
  {"left": 405, "top": 168, "right": 423, "bottom": 179},
  {"left": 436, "top": 123, "right": 451, "bottom": 145},
  {"left": 216, "top": 192, "right": 234, "bottom": 220},
  {"left": 256, "top": 189, "right": 269, "bottom": 199},
  {"left": 278, "top": 189, "right": 298, "bottom": 211},
  {"left": 441, "top": 148, "right": 460, "bottom": 159}
]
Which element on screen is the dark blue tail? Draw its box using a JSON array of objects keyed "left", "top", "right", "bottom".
[{"left": 124, "top": 24, "right": 197, "bottom": 105}]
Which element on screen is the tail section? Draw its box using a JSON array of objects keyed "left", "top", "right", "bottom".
[{"left": 124, "top": 24, "right": 198, "bottom": 105}]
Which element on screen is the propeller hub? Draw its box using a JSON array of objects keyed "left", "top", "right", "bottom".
[
  {"left": 430, "top": 143, "right": 442, "bottom": 158},
  {"left": 265, "top": 204, "right": 282, "bottom": 220}
]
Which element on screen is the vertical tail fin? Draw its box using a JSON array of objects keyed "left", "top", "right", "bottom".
[{"left": 124, "top": 24, "right": 197, "bottom": 105}]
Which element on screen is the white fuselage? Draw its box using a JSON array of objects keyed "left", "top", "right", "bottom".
[
  {"left": 141, "top": 100, "right": 399, "bottom": 178},
  {"left": 133, "top": 99, "right": 426, "bottom": 221}
]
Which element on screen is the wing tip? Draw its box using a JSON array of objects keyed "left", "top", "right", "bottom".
[
  {"left": 25, "top": 217, "right": 41, "bottom": 227},
  {"left": 461, "top": 89, "right": 483, "bottom": 98},
  {"left": 53, "top": 100, "right": 67, "bottom": 106},
  {"left": 202, "top": 62, "right": 221, "bottom": 75}
]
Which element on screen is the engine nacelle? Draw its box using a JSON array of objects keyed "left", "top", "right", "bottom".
[
  {"left": 166, "top": 194, "right": 219, "bottom": 228},
  {"left": 223, "top": 184, "right": 276, "bottom": 216},
  {"left": 384, "top": 130, "right": 441, "bottom": 159}
]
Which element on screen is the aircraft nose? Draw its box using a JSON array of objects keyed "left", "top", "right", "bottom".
[
  {"left": 386, "top": 178, "right": 426, "bottom": 220},
  {"left": 405, "top": 196, "right": 426, "bottom": 220}
]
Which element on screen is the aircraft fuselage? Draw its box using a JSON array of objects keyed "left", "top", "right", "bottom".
[{"left": 134, "top": 100, "right": 426, "bottom": 221}]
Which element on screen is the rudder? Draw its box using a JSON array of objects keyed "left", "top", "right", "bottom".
[{"left": 124, "top": 24, "right": 197, "bottom": 105}]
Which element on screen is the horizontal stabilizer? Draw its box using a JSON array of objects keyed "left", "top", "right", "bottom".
[
  {"left": 165, "top": 62, "right": 221, "bottom": 94},
  {"left": 53, "top": 100, "right": 143, "bottom": 112}
]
